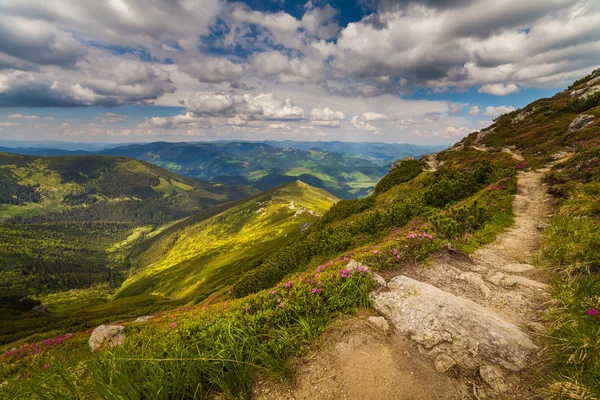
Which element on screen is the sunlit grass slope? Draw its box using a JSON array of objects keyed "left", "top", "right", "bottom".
[{"left": 115, "top": 181, "right": 338, "bottom": 301}]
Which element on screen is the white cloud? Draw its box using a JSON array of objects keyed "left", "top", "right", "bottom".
[
  {"left": 309, "top": 107, "right": 345, "bottom": 127},
  {"left": 7, "top": 114, "right": 39, "bottom": 120},
  {"left": 268, "top": 123, "right": 291, "bottom": 130},
  {"left": 468, "top": 105, "right": 480, "bottom": 115},
  {"left": 250, "top": 52, "right": 324, "bottom": 83},
  {"left": 478, "top": 83, "right": 520, "bottom": 95},
  {"left": 482, "top": 105, "right": 516, "bottom": 117},
  {"left": 351, "top": 115, "right": 379, "bottom": 132},
  {"left": 361, "top": 112, "right": 393, "bottom": 121}
]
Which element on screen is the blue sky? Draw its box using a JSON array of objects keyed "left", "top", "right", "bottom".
[{"left": 0, "top": 0, "right": 598, "bottom": 144}]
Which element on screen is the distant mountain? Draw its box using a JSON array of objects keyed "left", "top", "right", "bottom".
[
  {"left": 0, "top": 152, "right": 254, "bottom": 224},
  {"left": 98, "top": 141, "right": 388, "bottom": 199},
  {"left": 0, "top": 140, "right": 442, "bottom": 199},
  {"left": 116, "top": 180, "right": 338, "bottom": 301},
  {"left": 0, "top": 140, "right": 122, "bottom": 152},
  {"left": 263, "top": 140, "right": 446, "bottom": 166},
  {"left": 0, "top": 146, "right": 88, "bottom": 156}
]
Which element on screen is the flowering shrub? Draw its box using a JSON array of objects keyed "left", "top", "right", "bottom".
[{"left": 0, "top": 333, "right": 74, "bottom": 361}]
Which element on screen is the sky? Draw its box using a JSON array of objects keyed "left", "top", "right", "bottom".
[{"left": 0, "top": 0, "right": 598, "bottom": 145}]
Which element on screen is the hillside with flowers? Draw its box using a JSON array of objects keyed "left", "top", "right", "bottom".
[{"left": 1, "top": 70, "right": 600, "bottom": 399}]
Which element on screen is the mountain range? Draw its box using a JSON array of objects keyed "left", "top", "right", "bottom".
[{"left": 0, "top": 141, "right": 442, "bottom": 199}]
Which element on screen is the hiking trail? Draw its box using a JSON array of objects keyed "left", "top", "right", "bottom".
[{"left": 255, "top": 169, "right": 552, "bottom": 400}]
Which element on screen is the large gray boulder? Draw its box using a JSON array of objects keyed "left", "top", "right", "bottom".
[
  {"left": 370, "top": 275, "right": 538, "bottom": 371},
  {"left": 88, "top": 325, "right": 126, "bottom": 351},
  {"left": 567, "top": 114, "right": 594, "bottom": 133}
]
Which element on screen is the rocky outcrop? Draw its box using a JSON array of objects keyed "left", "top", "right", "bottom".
[
  {"left": 299, "top": 222, "right": 313, "bottom": 233},
  {"left": 370, "top": 275, "right": 538, "bottom": 372},
  {"left": 88, "top": 325, "right": 126, "bottom": 351},
  {"left": 567, "top": 114, "right": 595, "bottom": 133}
]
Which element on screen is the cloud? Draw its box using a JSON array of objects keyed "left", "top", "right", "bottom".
[
  {"left": 333, "top": 0, "right": 600, "bottom": 91},
  {"left": 468, "top": 105, "right": 480, "bottom": 115},
  {"left": 0, "top": 54, "right": 176, "bottom": 107},
  {"left": 7, "top": 114, "right": 38, "bottom": 120},
  {"left": 268, "top": 123, "right": 291, "bottom": 130},
  {"left": 250, "top": 52, "right": 324, "bottom": 83},
  {"left": 140, "top": 91, "right": 307, "bottom": 132},
  {"left": 301, "top": 5, "right": 340, "bottom": 39},
  {"left": 481, "top": 105, "right": 516, "bottom": 117},
  {"left": 178, "top": 56, "right": 244, "bottom": 84},
  {"left": 309, "top": 107, "right": 345, "bottom": 127},
  {"left": 478, "top": 83, "right": 520, "bottom": 95},
  {"left": 0, "top": 14, "right": 86, "bottom": 70},
  {"left": 351, "top": 114, "right": 381, "bottom": 132},
  {"left": 3, "top": 0, "right": 223, "bottom": 49},
  {"left": 361, "top": 111, "right": 393, "bottom": 121},
  {"left": 94, "top": 113, "right": 127, "bottom": 123},
  {"left": 185, "top": 92, "right": 305, "bottom": 120}
]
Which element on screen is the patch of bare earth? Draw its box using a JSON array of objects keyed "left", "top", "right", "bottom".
[
  {"left": 253, "top": 310, "right": 470, "bottom": 400},
  {"left": 255, "top": 170, "right": 553, "bottom": 400}
]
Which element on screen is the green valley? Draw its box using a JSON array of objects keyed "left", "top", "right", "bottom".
[{"left": 99, "top": 141, "right": 389, "bottom": 199}]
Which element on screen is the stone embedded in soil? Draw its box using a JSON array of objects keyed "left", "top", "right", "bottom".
[
  {"left": 513, "top": 276, "right": 548, "bottom": 290},
  {"left": 434, "top": 354, "right": 457, "bottom": 373},
  {"left": 370, "top": 275, "right": 538, "bottom": 372},
  {"left": 459, "top": 271, "right": 491, "bottom": 298},
  {"left": 367, "top": 316, "right": 390, "bottom": 333},
  {"left": 479, "top": 365, "right": 509, "bottom": 393},
  {"left": 88, "top": 325, "right": 126, "bottom": 351},
  {"left": 487, "top": 272, "right": 518, "bottom": 287},
  {"left": 500, "top": 263, "right": 535, "bottom": 273}
]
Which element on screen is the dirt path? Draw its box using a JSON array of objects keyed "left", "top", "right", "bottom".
[{"left": 255, "top": 170, "right": 552, "bottom": 400}]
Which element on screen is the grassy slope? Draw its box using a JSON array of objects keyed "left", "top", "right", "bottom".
[
  {"left": 115, "top": 181, "right": 338, "bottom": 301},
  {"left": 0, "top": 153, "right": 254, "bottom": 223}
]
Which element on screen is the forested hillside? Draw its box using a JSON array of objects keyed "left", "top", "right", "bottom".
[
  {"left": 99, "top": 141, "right": 387, "bottom": 198},
  {"left": 0, "top": 153, "right": 254, "bottom": 224}
]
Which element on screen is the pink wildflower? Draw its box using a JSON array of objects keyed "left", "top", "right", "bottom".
[
  {"left": 312, "top": 288, "right": 317, "bottom": 293},
  {"left": 171, "top": 322, "right": 176, "bottom": 329},
  {"left": 393, "top": 249, "right": 398, "bottom": 255},
  {"left": 270, "top": 290, "right": 276, "bottom": 295},
  {"left": 372, "top": 250, "right": 379, "bottom": 255},
  {"left": 588, "top": 309, "right": 599, "bottom": 316}
]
